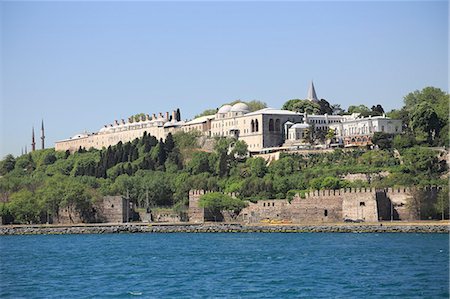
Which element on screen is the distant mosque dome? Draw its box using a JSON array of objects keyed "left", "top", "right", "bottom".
[
  {"left": 218, "top": 104, "right": 232, "bottom": 114},
  {"left": 230, "top": 102, "right": 250, "bottom": 113}
]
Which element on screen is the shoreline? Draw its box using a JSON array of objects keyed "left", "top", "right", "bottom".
[{"left": 1, "top": 221, "right": 449, "bottom": 235}]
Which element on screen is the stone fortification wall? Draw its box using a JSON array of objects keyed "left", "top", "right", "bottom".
[
  {"left": 56, "top": 196, "right": 130, "bottom": 224},
  {"left": 100, "top": 196, "right": 128, "bottom": 223},
  {"left": 56, "top": 205, "right": 84, "bottom": 224},
  {"left": 241, "top": 188, "right": 378, "bottom": 223},
  {"left": 189, "top": 188, "right": 379, "bottom": 224},
  {"left": 188, "top": 190, "right": 205, "bottom": 223}
]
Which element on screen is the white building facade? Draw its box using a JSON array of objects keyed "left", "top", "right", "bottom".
[{"left": 329, "top": 115, "right": 402, "bottom": 147}]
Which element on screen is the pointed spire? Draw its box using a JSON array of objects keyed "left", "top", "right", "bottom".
[
  {"left": 307, "top": 81, "right": 319, "bottom": 103},
  {"left": 41, "top": 119, "right": 45, "bottom": 150},
  {"left": 31, "top": 127, "right": 36, "bottom": 152},
  {"left": 25, "top": 145, "right": 28, "bottom": 155}
]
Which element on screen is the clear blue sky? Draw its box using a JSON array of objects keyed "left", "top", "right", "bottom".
[{"left": 1, "top": 1, "right": 448, "bottom": 157}]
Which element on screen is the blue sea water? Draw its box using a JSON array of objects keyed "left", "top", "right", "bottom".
[{"left": 0, "top": 233, "right": 448, "bottom": 298}]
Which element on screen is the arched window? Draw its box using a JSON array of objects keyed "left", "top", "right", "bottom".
[
  {"left": 269, "top": 119, "right": 274, "bottom": 131},
  {"left": 275, "top": 119, "right": 280, "bottom": 131},
  {"left": 251, "top": 120, "right": 255, "bottom": 133},
  {"left": 255, "top": 119, "right": 259, "bottom": 132}
]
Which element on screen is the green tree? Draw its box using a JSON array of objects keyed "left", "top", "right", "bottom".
[
  {"left": 199, "top": 192, "right": 247, "bottom": 212},
  {"left": 371, "top": 104, "right": 385, "bottom": 115},
  {"left": 321, "top": 176, "right": 343, "bottom": 189},
  {"left": 348, "top": 105, "right": 370, "bottom": 114},
  {"left": 318, "top": 99, "right": 333, "bottom": 115},
  {"left": 282, "top": 99, "right": 320, "bottom": 114},
  {"left": 231, "top": 140, "right": 248, "bottom": 159},
  {"left": 8, "top": 189, "right": 42, "bottom": 224},
  {"left": 392, "top": 134, "right": 416, "bottom": 149},
  {"left": 410, "top": 102, "right": 441, "bottom": 144},
  {"left": 195, "top": 109, "right": 218, "bottom": 118},
  {"left": 0, "top": 154, "right": 16, "bottom": 175},
  {"left": 247, "top": 158, "right": 267, "bottom": 178},
  {"left": 243, "top": 100, "right": 267, "bottom": 112},
  {"left": 187, "top": 152, "right": 212, "bottom": 175},
  {"left": 434, "top": 185, "right": 449, "bottom": 220},
  {"left": 372, "top": 132, "right": 394, "bottom": 149}
]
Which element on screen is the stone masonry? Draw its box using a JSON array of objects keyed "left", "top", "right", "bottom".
[{"left": 188, "top": 187, "right": 424, "bottom": 224}]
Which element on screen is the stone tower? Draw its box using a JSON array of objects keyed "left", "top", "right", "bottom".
[
  {"left": 41, "top": 119, "right": 45, "bottom": 150},
  {"left": 31, "top": 127, "right": 36, "bottom": 152},
  {"left": 307, "top": 81, "right": 319, "bottom": 103}
]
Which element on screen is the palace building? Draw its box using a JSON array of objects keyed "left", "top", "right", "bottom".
[{"left": 54, "top": 82, "right": 402, "bottom": 152}]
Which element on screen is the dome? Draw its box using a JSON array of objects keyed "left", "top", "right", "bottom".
[
  {"left": 72, "top": 133, "right": 88, "bottom": 139},
  {"left": 218, "top": 104, "right": 232, "bottom": 114},
  {"left": 230, "top": 103, "right": 250, "bottom": 113},
  {"left": 291, "top": 123, "right": 310, "bottom": 129}
]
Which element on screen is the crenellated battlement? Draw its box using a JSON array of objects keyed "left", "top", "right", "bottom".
[
  {"left": 189, "top": 190, "right": 238, "bottom": 198},
  {"left": 302, "top": 187, "right": 376, "bottom": 198}
]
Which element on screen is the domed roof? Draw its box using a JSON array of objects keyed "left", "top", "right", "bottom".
[
  {"left": 230, "top": 102, "right": 250, "bottom": 113},
  {"left": 291, "top": 123, "right": 310, "bottom": 129},
  {"left": 218, "top": 104, "right": 232, "bottom": 114},
  {"left": 72, "top": 133, "right": 88, "bottom": 139}
]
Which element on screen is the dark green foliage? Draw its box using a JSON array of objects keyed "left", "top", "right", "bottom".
[
  {"left": 282, "top": 99, "right": 320, "bottom": 114},
  {"left": 371, "top": 104, "right": 385, "bottom": 115},
  {"left": 1, "top": 84, "right": 449, "bottom": 224},
  {"left": 0, "top": 154, "right": 16, "bottom": 175},
  {"left": 199, "top": 192, "right": 247, "bottom": 212},
  {"left": 372, "top": 132, "right": 394, "bottom": 149},
  {"left": 318, "top": 99, "right": 333, "bottom": 115}
]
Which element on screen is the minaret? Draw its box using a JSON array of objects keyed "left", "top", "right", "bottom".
[
  {"left": 25, "top": 145, "right": 28, "bottom": 155},
  {"left": 31, "top": 127, "right": 36, "bottom": 152},
  {"left": 41, "top": 119, "right": 45, "bottom": 150},
  {"left": 307, "top": 81, "right": 319, "bottom": 103}
]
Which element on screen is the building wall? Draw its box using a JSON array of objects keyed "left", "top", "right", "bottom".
[{"left": 330, "top": 117, "right": 402, "bottom": 147}]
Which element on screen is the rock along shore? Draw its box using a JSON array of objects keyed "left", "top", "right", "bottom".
[{"left": 0, "top": 223, "right": 449, "bottom": 235}]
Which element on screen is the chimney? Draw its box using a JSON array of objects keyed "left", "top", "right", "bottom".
[
  {"left": 165, "top": 112, "right": 169, "bottom": 120},
  {"left": 172, "top": 110, "right": 177, "bottom": 121},
  {"left": 146, "top": 114, "right": 150, "bottom": 121},
  {"left": 152, "top": 113, "right": 156, "bottom": 120},
  {"left": 121, "top": 119, "right": 125, "bottom": 125},
  {"left": 114, "top": 120, "right": 119, "bottom": 126},
  {"left": 159, "top": 112, "right": 163, "bottom": 118}
]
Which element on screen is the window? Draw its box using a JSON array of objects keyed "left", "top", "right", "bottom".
[
  {"left": 360, "top": 202, "right": 365, "bottom": 206},
  {"left": 255, "top": 119, "right": 259, "bottom": 132},
  {"left": 269, "top": 119, "right": 274, "bottom": 131},
  {"left": 324, "top": 209, "right": 328, "bottom": 217},
  {"left": 251, "top": 120, "right": 255, "bottom": 132},
  {"left": 275, "top": 119, "right": 280, "bottom": 131}
]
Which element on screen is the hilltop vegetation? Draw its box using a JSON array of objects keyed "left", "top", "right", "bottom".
[
  {"left": 0, "top": 132, "right": 447, "bottom": 224},
  {"left": 0, "top": 86, "right": 448, "bottom": 224}
]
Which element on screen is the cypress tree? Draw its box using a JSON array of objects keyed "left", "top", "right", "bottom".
[
  {"left": 157, "top": 139, "right": 167, "bottom": 167},
  {"left": 165, "top": 133, "right": 175, "bottom": 153}
]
